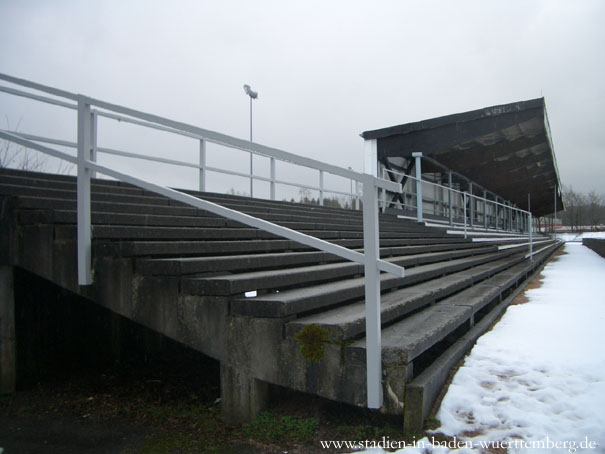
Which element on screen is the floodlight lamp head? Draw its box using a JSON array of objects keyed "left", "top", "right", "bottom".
[{"left": 243, "top": 84, "right": 258, "bottom": 99}]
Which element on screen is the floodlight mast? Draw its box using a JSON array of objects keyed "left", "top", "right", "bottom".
[{"left": 243, "top": 84, "right": 258, "bottom": 196}]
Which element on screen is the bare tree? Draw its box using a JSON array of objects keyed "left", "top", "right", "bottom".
[
  {"left": 0, "top": 119, "right": 47, "bottom": 171},
  {"left": 587, "top": 191, "right": 603, "bottom": 230}
]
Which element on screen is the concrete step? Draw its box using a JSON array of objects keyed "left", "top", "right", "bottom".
[
  {"left": 16, "top": 208, "right": 441, "bottom": 234},
  {"left": 183, "top": 245, "right": 506, "bottom": 296},
  {"left": 94, "top": 236, "right": 479, "bottom": 258},
  {"left": 138, "top": 244, "right": 497, "bottom": 276},
  {"left": 1, "top": 171, "right": 451, "bottom": 234},
  {"left": 227, "top": 248, "right": 527, "bottom": 316},
  {"left": 345, "top": 242, "right": 559, "bottom": 366},
  {"left": 285, "top": 250, "right": 528, "bottom": 341},
  {"left": 14, "top": 197, "right": 446, "bottom": 236},
  {"left": 0, "top": 172, "right": 145, "bottom": 196},
  {"left": 53, "top": 223, "right": 451, "bottom": 242}
]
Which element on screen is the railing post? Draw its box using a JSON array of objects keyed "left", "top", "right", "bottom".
[
  {"left": 529, "top": 212, "right": 534, "bottom": 261},
  {"left": 199, "top": 139, "right": 206, "bottom": 192},
  {"left": 380, "top": 167, "right": 386, "bottom": 212},
  {"left": 319, "top": 170, "right": 324, "bottom": 206},
  {"left": 362, "top": 174, "right": 382, "bottom": 409},
  {"left": 483, "top": 190, "right": 487, "bottom": 230},
  {"left": 412, "top": 152, "right": 423, "bottom": 222},
  {"left": 448, "top": 172, "right": 453, "bottom": 226},
  {"left": 249, "top": 152, "right": 254, "bottom": 198},
  {"left": 468, "top": 182, "right": 474, "bottom": 228},
  {"left": 270, "top": 157, "right": 276, "bottom": 201},
  {"left": 463, "top": 192, "right": 468, "bottom": 239},
  {"left": 89, "top": 110, "right": 98, "bottom": 180},
  {"left": 77, "top": 97, "right": 93, "bottom": 286}
]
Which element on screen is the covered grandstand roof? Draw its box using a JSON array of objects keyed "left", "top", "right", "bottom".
[{"left": 362, "top": 98, "right": 563, "bottom": 217}]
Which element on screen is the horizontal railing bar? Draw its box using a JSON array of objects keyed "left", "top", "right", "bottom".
[
  {"left": 96, "top": 110, "right": 204, "bottom": 141},
  {"left": 0, "top": 85, "right": 78, "bottom": 110},
  {"left": 3, "top": 129, "right": 358, "bottom": 200},
  {"left": 384, "top": 168, "right": 530, "bottom": 215},
  {"left": 97, "top": 146, "right": 198, "bottom": 169},
  {"left": 0, "top": 73, "right": 80, "bottom": 102},
  {"left": 0, "top": 131, "right": 404, "bottom": 278},
  {"left": 80, "top": 94, "right": 400, "bottom": 191},
  {"left": 0, "top": 73, "right": 400, "bottom": 193},
  {"left": 0, "top": 131, "right": 77, "bottom": 165},
  {"left": 0, "top": 130, "right": 77, "bottom": 149}
]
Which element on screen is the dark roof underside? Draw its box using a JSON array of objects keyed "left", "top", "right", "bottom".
[{"left": 362, "top": 98, "right": 563, "bottom": 217}]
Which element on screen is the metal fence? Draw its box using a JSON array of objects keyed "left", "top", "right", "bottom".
[
  {"left": 381, "top": 167, "right": 534, "bottom": 240},
  {"left": 0, "top": 72, "right": 402, "bottom": 410}
]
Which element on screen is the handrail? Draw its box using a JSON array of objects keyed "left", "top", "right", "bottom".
[
  {"left": 0, "top": 73, "right": 405, "bottom": 409},
  {"left": 382, "top": 167, "right": 534, "bottom": 259},
  {"left": 384, "top": 168, "right": 531, "bottom": 216},
  {"left": 0, "top": 79, "right": 376, "bottom": 204},
  {"left": 0, "top": 131, "right": 404, "bottom": 277}
]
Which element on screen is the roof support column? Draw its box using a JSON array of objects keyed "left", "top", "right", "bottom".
[
  {"left": 468, "top": 182, "right": 474, "bottom": 228},
  {"left": 448, "top": 172, "right": 453, "bottom": 226},
  {"left": 412, "top": 152, "right": 423, "bottom": 223},
  {"left": 483, "top": 190, "right": 488, "bottom": 230}
]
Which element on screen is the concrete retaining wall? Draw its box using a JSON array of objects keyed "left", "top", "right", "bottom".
[{"left": 583, "top": 238, "right": 605, "bottom": 259}]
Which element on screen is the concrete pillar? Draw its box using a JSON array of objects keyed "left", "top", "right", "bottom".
[
  {"left": 220, "top": 363, "right": 269, "bottom": 424},
  {"left": 0, "top": 266, "right": 16, "bottom": 394}
]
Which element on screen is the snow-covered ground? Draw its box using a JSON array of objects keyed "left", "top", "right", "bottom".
[{"left": 359, "top": 233, "right": 605, "bottom": 454}]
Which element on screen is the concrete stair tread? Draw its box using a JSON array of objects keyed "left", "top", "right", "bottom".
[
  {"left": 229, "top": 250, "right": 522, "bottom": 316},
  {"left": 138, "top": 245, "right": 495, "bottom": 276},
  {"left": 182, "top": 247, "right": 511, "bottom": 296},
  {"left": 285, "top": 249, "right": 535, "bottom": 340},
  {"left": 350, "top": 301, "right": 472, "bottom": 364}
]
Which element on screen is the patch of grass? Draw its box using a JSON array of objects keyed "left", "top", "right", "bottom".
[
  {"left": 241, "top": 410, "right": 319, "bottom": 444},
  {"left": 134, "top": 431, "right": 220, "bottom": 454}
]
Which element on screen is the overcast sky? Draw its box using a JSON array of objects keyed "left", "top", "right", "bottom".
[{"left": 1, "top": 0, "right": 604, "bottom": 198}]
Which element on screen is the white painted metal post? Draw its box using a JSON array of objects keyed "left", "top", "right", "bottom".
[
  {"left": 77, "top": 97, "right": 93, "bottom": 286},
  {"left": 89, "top": 110, "right": 98, "bottom": 179},
  {"left": 199, "top": 139, "right": 206, "bottom": 192},
  {"left": 362, "top": 174, "right": 383, "bottom": 409},
  {"left": 380, "top": 167, "right": 386, "bottom": 212},
  {"left": 249, "top": 151, "right": 254, "bottom": 198},
  {"left": 528, "top": 194, "right": 533, "bottom": 261},
  {"left": 319, "top": 170, "right": 324, "bottom": 206},
  {"left": 483, "top": 190, "right": 487, "bottom": 230},
  {"left": 270, "top": 157, "right": 276, "bottom": 201},
  {"left": 468, "top": 182, "right": 474, "bottom": 228},
  {"left": 412, "top": 152, "right": 423, "bottom": 223},
  {"left": 448, "top": 172, "right": 453, "bottom": 226},
  {"left": 463, "top": 192, "right": 468, "bottom": 239}
]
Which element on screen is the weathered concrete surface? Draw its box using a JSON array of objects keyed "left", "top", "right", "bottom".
[{"left": 0, "top": 266, "right": 16, "bottom": 394}]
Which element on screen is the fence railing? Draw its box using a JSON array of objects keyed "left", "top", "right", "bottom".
[
  {"left": 381, "top": 168, "right": 534, "bottom": 259},
  {"left": 0, "top": 72, "right": 401, "bottom": 409},
  {"left": 0, "top": 78, "right": 361, "bottom": 209}
]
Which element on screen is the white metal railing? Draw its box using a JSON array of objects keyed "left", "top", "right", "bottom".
[
  {"left": 0, "top": 80, "right": 361, "bottom": 209},
  {"left": 382, "top": 168, "right": 534, "bottom": 259},
  {"left": 0, "top": 72, "right": 401, "bottom": 409}
]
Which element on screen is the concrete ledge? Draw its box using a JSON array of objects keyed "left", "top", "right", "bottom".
[{"left": 583, "top": 238, "right": 605, "bottom": 258}]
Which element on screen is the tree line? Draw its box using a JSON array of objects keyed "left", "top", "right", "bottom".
[{"left": 558, "top": 185, "right": 604, "bottom": 232}]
